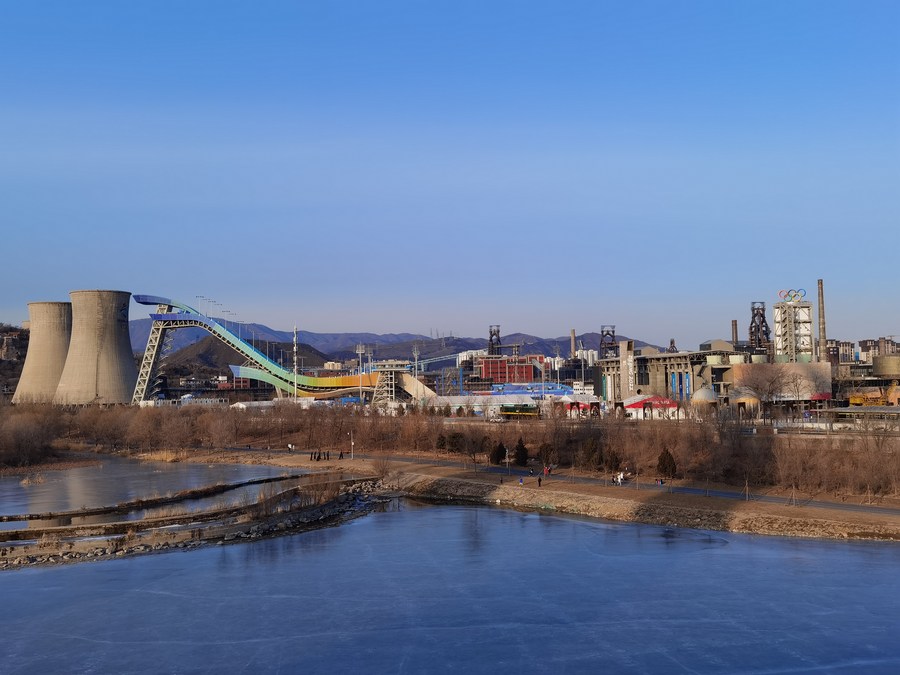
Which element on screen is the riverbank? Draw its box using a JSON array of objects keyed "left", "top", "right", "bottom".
[
  {"left": 0, "top": 455, "right": 101, "bottom": 478},
  {"left": 3, "top": 450, "right": 898, "bottom": 571},
  {"left": 399, "top": 473, "right": 900, "bottom": 541},
  {"left": 139, "top": 448, "right": 900, "bottom": 542},
  {"left": 0, "top": 476, "right": 387, "bottom": 570}
]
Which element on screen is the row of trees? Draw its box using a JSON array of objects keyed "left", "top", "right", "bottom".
[{"left": 1, "top": 402, "right": 899, "bottom": 498}]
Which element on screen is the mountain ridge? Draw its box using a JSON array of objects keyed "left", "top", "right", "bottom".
[{"left": 130, "top": 320, "right": 660, "bottom": 361}]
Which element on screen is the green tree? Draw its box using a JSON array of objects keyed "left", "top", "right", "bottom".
[
  {"left": 657, "top": 448, "right": 677, "bottom": 478},
  {"left": 489, "top": 441, "right": 506, "bottom": 465},
  {"left": 605, "top": 448, "right": 622, "bottom": 472},
  {"left": 513, "top": 437, "right": 528, "bottom": 467}
]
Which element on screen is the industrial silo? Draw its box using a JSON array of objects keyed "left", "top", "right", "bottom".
[
  {"left": 53, "top": 290, "right": 138, "bottom": 405},
  {"left": 12, "top": 302, "right": 73, "bottom": 404}
]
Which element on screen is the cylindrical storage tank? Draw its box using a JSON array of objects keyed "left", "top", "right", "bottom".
[
  {"left": 728, "top": 354, "right": 746, "bottom": 364},
  {"left": 750, "top": 354, "right": 768, "bottom": 364},
  {"left": 873, "top": 356, "right": 900, "bottom": 378},
  {"left": 12, "top": 302, "right": 72, "bottom": 404},
  {"left": 706, "top": 355, "right": 723, "bottom": 365},
  {"left": 53, "top": 290, "right": 138, "bottom": 405}
]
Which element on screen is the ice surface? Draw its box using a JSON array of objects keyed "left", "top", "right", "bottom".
[{"left": 3, "top": 501, "right": 899, "bottom": 674}]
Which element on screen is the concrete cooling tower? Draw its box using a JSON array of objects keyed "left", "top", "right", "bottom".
[
  {"left": 12, "top": 302, "right": 73, "bottom": 404},
  {"left": 52, "top": 290, "right": 138, "bottom": 405}
]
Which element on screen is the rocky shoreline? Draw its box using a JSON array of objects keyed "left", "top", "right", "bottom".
[
  {"left": 397, "top": 473, "right": 900, "bottom": 541},
  {"left": 0, "top": 479, "right": 389, "bottom": 570},
  {"left": 3, "top": 469, "right": 899, "bottom": 571}
]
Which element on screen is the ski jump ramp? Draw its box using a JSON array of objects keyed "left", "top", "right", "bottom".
[{"left": 132, "top": 295, "right": 435, "bottom": 403}]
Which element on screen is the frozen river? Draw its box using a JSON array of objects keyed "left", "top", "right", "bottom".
[
  {"left": 0, "top": 456, "right": 289, "bottom": 517},
  {"left": 3, "top": 500, "right": 900, "bottom": 673}
]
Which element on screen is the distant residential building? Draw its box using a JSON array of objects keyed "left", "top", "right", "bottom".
[
  {"left": 826, "top": 339, "right": 855, "bottom": 364},
  {"left": 858, "top": 337, "right": 899, "bottom": 363},
  {"left": 574, "top": 349, "right": 599, "bottom": 366}
]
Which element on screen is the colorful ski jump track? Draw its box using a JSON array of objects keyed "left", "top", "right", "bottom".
[{"left": 132, "top": 295, "right": 432, "bottom": 403}]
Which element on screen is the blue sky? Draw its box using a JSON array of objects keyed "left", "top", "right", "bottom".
[{"left": 1, "top": 1, "right": 898, "bottom": 349}]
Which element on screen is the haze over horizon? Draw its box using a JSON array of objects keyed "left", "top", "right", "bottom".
[{"left": 2, "top": 1, "right": 898, "bottom": 350}]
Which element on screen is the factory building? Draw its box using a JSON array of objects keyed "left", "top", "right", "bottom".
[
  {"left": 593, "top": 340, "right": 742, "bottom": 404},
  {"left": 593, "top": 340, "right": 832, "bottom": 408},
  {"left": 478, "top": 354, "right": 544, "bottom": 384}
]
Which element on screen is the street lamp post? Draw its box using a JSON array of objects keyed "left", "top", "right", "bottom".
[{"left": 356, "top": 343, "right": 365, "bottom": 406}]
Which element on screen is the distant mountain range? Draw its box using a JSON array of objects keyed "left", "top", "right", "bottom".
[
  {"left": 129, "top": 319, "right": 428, "bottom": 356},
  {"left": 129, "top": 319, "right": 659, "bottom": 364}
]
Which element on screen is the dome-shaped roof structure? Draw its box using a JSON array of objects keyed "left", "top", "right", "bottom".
[{"left": 691, "top": 386, "right": 718, "bottom": 405}]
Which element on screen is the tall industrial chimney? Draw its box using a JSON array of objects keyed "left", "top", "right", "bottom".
[
  {"left": 570, "top": 329, "right": 577, "bottom": 359},
  {"left": 53, "top": 290, "right": 138, "bottom": 405},
  {"left": 12, "top": 302, "right": 72, "bottom": 403},
  {"left": 731, "top": 320, "right": 738, "bottom": 346},
  {"left": 817, "top": 279, "right": 827, "bottom": 363}
]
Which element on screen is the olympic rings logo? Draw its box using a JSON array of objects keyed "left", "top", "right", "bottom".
[{"left": 778, "top": 288, "right": 806, "bottom": 302}]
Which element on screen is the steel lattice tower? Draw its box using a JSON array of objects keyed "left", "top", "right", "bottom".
[
  {"left": 600, "top": 325, "right": 618, "bottom": 359},
  {"left": 749, "top": 302, "right": 771, "bottom": 350},
  {"left": 488, "top": 325, "right": 501, "bottom": 356}
]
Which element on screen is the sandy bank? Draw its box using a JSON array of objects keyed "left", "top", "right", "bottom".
[{"left": 396, "top": 472, "right": 900, "bottom": 541}]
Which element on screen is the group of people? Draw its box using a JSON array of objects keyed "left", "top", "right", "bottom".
[{"left": 510, "top": 465, "right": 554, "bottom": 488}]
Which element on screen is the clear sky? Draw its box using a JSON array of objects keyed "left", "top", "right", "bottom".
[{"left": 2, "top": 1, "right": 898, "bottom": 349}]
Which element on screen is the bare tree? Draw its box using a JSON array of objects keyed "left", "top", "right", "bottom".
[{"left": 735, "top": 363, "right": 790, "bottom": 422}]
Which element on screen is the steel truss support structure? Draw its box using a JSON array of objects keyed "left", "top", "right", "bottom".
[{"left": 132, "top": 301, "right": 174, "bottom": 404}]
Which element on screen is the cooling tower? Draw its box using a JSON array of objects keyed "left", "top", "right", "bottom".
[
  {"left": 12, "top": 302, "right": 73, "bottom": 404},
  {"left": 52, "top": 290, "right": 138, "bottom": 405}
]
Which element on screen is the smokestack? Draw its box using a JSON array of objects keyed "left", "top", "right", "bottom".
[
  {"left": 817, "top": 278, "right": 827, "bottom": 363},
  {"left": 53, "top": 290, "right": 138, "bottom": 405},
  {"left": 12, "top": 302, "right": 72, "bottom": 403},
  {"left": 570, "top": 329, "right": 577, "bottom": 359},
  {"left": 731, "top": 320, "right": 738, "bottom": 346}
]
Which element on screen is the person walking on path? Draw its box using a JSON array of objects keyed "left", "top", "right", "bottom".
[{"left": 538, "top": 476, "right": 542, "bottom": 487}]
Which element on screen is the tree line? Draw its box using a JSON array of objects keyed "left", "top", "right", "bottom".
[{"left": 1, "top": 402, "right": 898, "bottom": 499}]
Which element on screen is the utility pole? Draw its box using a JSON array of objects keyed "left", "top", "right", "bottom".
[
  {"left": 357, "top": 343, "right": 366, "bottom": 405},
  {"left": 293, "top": 325, "right": 298, "bottom": 399}
]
